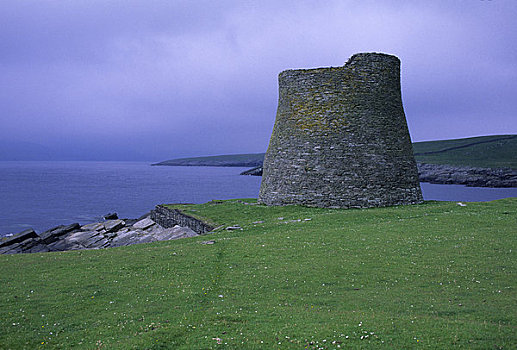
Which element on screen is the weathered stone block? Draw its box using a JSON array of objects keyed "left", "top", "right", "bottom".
[
  {"left": 0, "top": 229, "right": 38, "bottom": 248},
  {"left": 110, "top": 230, "right": 140, "bottom": 247},
  {"left": 81, "top": 222, "right": 105, "bottom": 231},
  {"left": 103, "top": 220, "right": 125, "bottom": 233},
  {"left": 132, "top": 217, "right": 156, "bottom": 230},
  {"left": 39, "top": 223, "right": 81, "bottom": 244}
]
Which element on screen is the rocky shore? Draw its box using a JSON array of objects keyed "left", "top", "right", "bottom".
[
  {"left": 240, "top": 163, "right": 517, "bottom": 188},
  {"left": 0, "top": 211, "right": 201, "bottom": 255},
  {"left": 417, "top": 163, "right": 517, "bottom": 187}
]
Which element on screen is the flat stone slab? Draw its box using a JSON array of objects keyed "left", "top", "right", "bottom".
[
  {"left": 124, "top": 219, "right": 138, "bottom": 226},
  {"left": 110, "top": 230, "right": 140, "bottom": 247},
  {"left": 167, "top": 228, "right": 199, "bottom": 240},
  {"left": 65, "top": 230, "right": 101, "bottom": 246},
  {"left": 151, "top": 227, "right": 180, "bottom": 241},
  {"left": 0, "top": 246, "right": 12, "bottom": 254},
  {"left": 84, "top": 236, "right": 109, "bottom": 249},
  {"left": 17, "top": 237, "right": 41, "bottom": 250},
  {"left": 0, "top": 229, "right": 39, "bottom": 248},
  {"left": 135, "top": 234, "right": 155, "bottom": 244},
  {"left": 47, "top": 239, "right": 82, "bottom": 252},
  {"left": 103, "top": 220, "right": 125, "bottom": 233},
  {"left": 81, "top": 222, "right": 105, "bottom": 231},
  {"left": 132, "top": 218, "right": 156, "bottom": 230},
  {"left": 28, "top": 244, "right": 50, "bottom": 253},
  {"left": 39, "top": 223, "right": 80, "bottom": 244}
]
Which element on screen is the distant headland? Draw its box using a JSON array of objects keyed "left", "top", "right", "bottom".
[{"left": 153, "top": 134, "right": 517, "bottom": 188}]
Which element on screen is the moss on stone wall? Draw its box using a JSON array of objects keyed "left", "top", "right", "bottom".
[{"left": 258, "top": 52, "right": 423, "bottom": 208}]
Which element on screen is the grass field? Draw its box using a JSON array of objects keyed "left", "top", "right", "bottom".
[
  {"left": 1, "top": 198, "right": 516, "bottom": 349},
  {"left": 413, "top": 135, "right": 517, "bottom": 169}
]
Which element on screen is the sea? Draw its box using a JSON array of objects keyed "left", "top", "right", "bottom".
[{"left": 1, "top": 161, "right": 516, "bottom": 236}]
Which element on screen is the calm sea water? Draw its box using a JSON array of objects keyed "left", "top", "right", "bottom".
[{"left": 1, "top": 161, "right": 516, "bottom": 236}]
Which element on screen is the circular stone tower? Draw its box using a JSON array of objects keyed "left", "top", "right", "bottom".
[{"left": 258, "top": 52, "right": 423, "bottom": 208}]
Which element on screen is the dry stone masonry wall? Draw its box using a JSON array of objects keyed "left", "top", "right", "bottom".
[
  {"left": 258, "top": 52, "right": 423, "bottom": 208},
  {"left": 151, "top": 205, "right": 215, "bottom": 234}
]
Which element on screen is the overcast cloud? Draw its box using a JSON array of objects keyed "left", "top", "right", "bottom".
[{"left": 1, "top": 0, "right": 516, "bottom": 160}]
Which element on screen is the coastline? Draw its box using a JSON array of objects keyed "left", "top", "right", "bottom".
[
  {"left": 240, "top": 163, "right": 517, "bottom": 188},
  {"left": 0, "top": 205, "right": 215, "bottom": 255}
]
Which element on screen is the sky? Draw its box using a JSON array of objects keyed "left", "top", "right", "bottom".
[{"left": 1, "top": 0, "right": 516, "bottom": 161}]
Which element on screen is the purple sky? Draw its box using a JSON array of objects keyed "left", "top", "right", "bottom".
[{"left": 1, "top": 0, "right": 516, "bottom": 161}]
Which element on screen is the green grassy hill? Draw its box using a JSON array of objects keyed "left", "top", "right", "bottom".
[
  {"left": 152, "top": 153, "right": 265, "bottom": 167},
  {"left": 1, "top": 199, "right": 515, "bottom": 348},
  {"left": 413, "top": 135, "right": 517, "bottom": 169},
  {"left": 154, "top": 135, "right": 517, "bottom": 169}
]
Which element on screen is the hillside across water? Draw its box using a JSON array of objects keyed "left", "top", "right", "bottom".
[
  {"left": 153, "top": 134, "right": 517, "bottom": 170},
  {"left": 152, "top": 153, "right": 265, "bottom": 167},
  {"left": 412, "top": 134, "right": 517, "bottom": 169}
]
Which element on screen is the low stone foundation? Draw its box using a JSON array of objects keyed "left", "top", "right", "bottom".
[{"left": 151, "top": 205, "right": 215, "bottom": 234}]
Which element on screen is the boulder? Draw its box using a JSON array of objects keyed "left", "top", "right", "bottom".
[
  {"left": 135, "top": 234, "right": 156, "bottom": 244},
  {"left": 0, "top": 228, "right": 39, "bottom": 248},
  {"left": 112, "top": 227, "right": 129, "bottom": 235},
  {"left": 149, "top": 227, "right": 177, "bottom": 241},
  {"left": 179, "top": 228, "right": 198, "bottom": 238},
  {"left": 159, "top": 226, "right": 198, "bottom": 240},
  {"left": 123, "top": 219, "right": 138, "bottom": 226},
  {"left": 28, "top": 244, "right": 50, "bottom": 253},
  {"left": 39, "top": 223, "right": 80, "bottom": 244},
  {"left": 103, "top": 219, "right": 125, "bottom": 233},
  {"left": 132, "top": 218, "right": 156, "bottom": 230},
  {"left": 47, "top": 239, "right": 82, "bottom": 252},
  {"left": 170, "top": 231, "right": 198, "bottom": 240},
  {"left": 144, "top": 224, "right": 168, "bottom": 236},
  {"left": 1, "top": 243, "right": 23, "bottom": 254},
  {"left": 65, "top": 230, "right": 101, "bottom": 246},
  {"left": 83, "top": 236, "right": 109, "bottom": 249},
  {"left": 81, "top": 222, "right": 104, "bottom": 231},
  {"left": 103, "top": 212, "right": 118, "bottom": 220},
  {"left": 110, "top": 230, "right": 140, "bottom": 247},
  {"left": 17, "top": 236, "right": 42, "bottom": 251},
  {"left": 0, "top": 246, "right": 12, "bottom": 254},
  {"left": 104, "top": 232, "right": 118, "bottom": 239}
]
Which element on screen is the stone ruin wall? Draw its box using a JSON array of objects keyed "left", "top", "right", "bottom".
[
  {"left": 151, "top": 205, "right": 215, "bottom": 234},
  {"left": 258, "top": 52, "right": 423, "bottom": 208}
]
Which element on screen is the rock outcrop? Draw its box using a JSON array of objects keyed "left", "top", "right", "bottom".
[
  {"left": 418, "top": 163, "right": 517, "bottom": 187},
  {"left": 242, "top": 163, "right": 517, "bottom": 188},
  {"left": 240, "top": 166, "right": 263, "bottom": 176},
  {"left": 0, "top": 216, "right": 199, "bottom": 255}
]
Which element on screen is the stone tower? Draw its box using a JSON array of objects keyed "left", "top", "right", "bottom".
[{"left": 258, "top": 52, "right": 423, "bottom": 208}]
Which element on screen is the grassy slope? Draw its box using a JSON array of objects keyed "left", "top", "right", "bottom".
[
  {"left": 1, "top": 199, "right": 516, "bottom": 349},
  {"left": 153, "top": 135, "right": 517, "bottom": 169},
  {"left": 153, "top": 153, "right": 265, "bottom": 167},
  {"left": 413, "top": 135, "right": 517, "bottom": 169}
]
